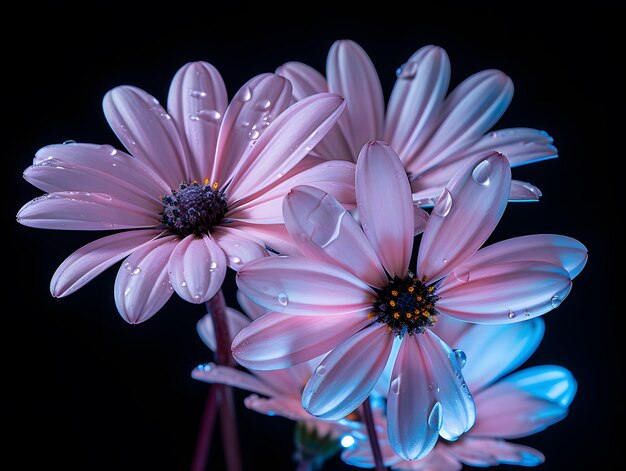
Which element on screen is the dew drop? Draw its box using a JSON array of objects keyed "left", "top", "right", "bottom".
[
  {"left": 241, "top": 86, "right": 252, "bottom": 102},
  {"left": 524, "top": 308, "right": 531, "bottom": 317},
  {"left": 396, "top": 61, "right": 418, "bottom": 79},
  {"left": 427, "top": 383, "right": 434, "bottom": 392},
  {"left": 442, "top": 258, "right": 448, "bottom": 264},
  {"left": 256, "top": 99, "right": 271, "bottom": 111},
  {"left": 433, "top": 189, "right": 452, "bottom": 217},
  {"left": 131, "top": 267, "right": 141, "bottom": 276},
  {"left": 453, "top": 267, "right": 470, "bottom": 282},
  {"left": 193, "top": 294, "right": 201, "bottom": 300},
  {"left": 209, "top": 261, "right": 218, "bottom": 272},
  {"left": 277, "top": 292, "right": 289, "bottom": 306},
  {"left": 428, "top": 402, "right": 443, "bottom": 430},
  {"left": 315, "top": 365, "right": 326, "bottom": 376},
  {"left": 454, "top": 349, "right": 467, "bottom": 369},
  {"left": 181, "top": 281, "right": 187, "bottom": 287},
  {"left": 472, "top": 159, "right": 492, "bottom": 186},
  {"left": 189, "top": 89, "right": 207, "bottom": 98},
  {"left": 239, "top": 120, "right": 250, "bottom": 128},
  {"left": 508, "top": 309, "right": 516, "bottom": 319},
  {"left": 415, "top": 197, "right": 435, "bottom": 207},
  {"left": 390, "top": 377, "right": 401, "bottom": 395},
  {"left": 124, "top": 287, "right": 131, "bottom": 297},
  {"left": 249, "top": 129, "right": 260, "bottom": 140},
  {"left": 461, "top": 383, "right": 468, "bottom": 389},
  {"left": 198, "top": 109, "right": 222, "bottom": 122},
  {"left": 230, "top": 256, "right": 242, "bottom": 265},
  {"left": 188, "top": 114, "right": 200, "bottom": 121},
  {"left": 551, "top": 295, "right": 562, "bottom": 308},
  {"left": 110, "top": 148, "right": 118, "bottom": 156}
]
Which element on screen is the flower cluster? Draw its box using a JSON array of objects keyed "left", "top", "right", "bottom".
[{"left": 18, "top": 40, "right": 586, "bottom": 470}]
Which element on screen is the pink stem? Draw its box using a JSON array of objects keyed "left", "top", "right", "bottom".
[
  {"left": 191, "top": 384, "right": 220, "bottom": 471},
  {"left": 363, "top": 397, "right": 385, "bottom": 471}
]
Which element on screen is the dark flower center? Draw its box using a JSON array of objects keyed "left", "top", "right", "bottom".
[
  {"left": 371, "top": 272, "right": 439, "bottom": 337},
  {"left": 160, "top": 180, "right": 227, "bottom": 236}
]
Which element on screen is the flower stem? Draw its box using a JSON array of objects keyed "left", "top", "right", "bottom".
[
  {"left": 363, "top": 397, "right": 385, "bottom": 471},
  {"left": 197, "top": 290, "right": 242, "bottom": 471},
  {"left": 191, "top": 384, "right": 220, "bottom": 471}
]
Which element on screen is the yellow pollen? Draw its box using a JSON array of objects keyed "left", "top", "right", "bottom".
[
  {"left": 368, "top": 312, "right": 376, "bottom": 320},
  {"left": 407, "top": 286, "right": 414, "bottom": 293},
  {"left": 414, "top": 309, "right": 420, "bottom": 315},
  {"left": 426, "top": 304, "right": 432, "bottom": 309},
  {"left": 406, "top": 312, "right": 412, "bottom": 319},
  {"left": 391, "top": 290, "right": 399, "bottom": 297},
  {"left": 416, "top": 296, "right": 422, "bottom": 301},
  {"left": 203, "top": 178, "right": 210, "bottom": 185},
  {"left": 423, "top": 311, "right": 431, "bottom": 317},
  {"left": 428, "top": 286, "right": 435, "bottom": 292},
  {"left": 393, "top": 312, "right": 400, "bottom": 319},
  {"left": 387, "top": 326, "right": 393, "bottom": 331},
  {"left": 212, "top": 181, "right": 219, "bottom": 190},
  {"left": 192, "top": 180, "right": 198, "bottom": 184},
  {"left": 389, "top": 300, "right": 396, "bottom": 307}
]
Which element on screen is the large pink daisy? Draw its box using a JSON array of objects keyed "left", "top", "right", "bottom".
[
  {"left": 277, "top": 40, "right": 556, "bottom": 204},
  {"left": 17, "top": 62, "right": 355, "bottom": 323},
  {"left": 233, "top": 141, "right": 586, "bottom": 460}
]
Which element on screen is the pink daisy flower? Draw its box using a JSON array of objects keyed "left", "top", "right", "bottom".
[
  {"left": 343, "top": 317, "right": 577, "bottom": 469},
  {"left": 277, "top": 40, "right": 556, "bottom": 204},
  {"left": 233, "top": 141, "right": 586, "bottom": 460},
  {"left": 17, "top": 63, "right": 355, "bottom": 324}
]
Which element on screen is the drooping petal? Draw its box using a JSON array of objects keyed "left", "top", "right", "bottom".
[
  {"left": 448, "top": 437, "right": 544, "bottom": 467},
  {"left": 244, "top": 394, "right": 311, "bottom": 422},
  {"left": 386, "top": 335, "right": 440, "bottom": 461},
  {"left": 385, "top": 45, "right": 451, "bottom": 164},
  {"left": 236, "top": 290, "right": 269, "bottom": 320},
  {"left": 211, "top": 226, "right": 269, "bottom": 270},
  {"left": 283, "top": 185, "right": 386, "bottom": 288},
  {"left": 302, "top": 324, "right": 393, "bottom": 420},
  {"left": 412, "top": 70, "right": 514, "bottom": 174},
  {"left": 470, "top": 366, "right": 576, "bottom": 438},
  {"left": 417, "top": 152, "right": 511, "bottom": 282},
  {"left": 212, "top": 74, "right": 292, "bottom": 184},
  {"left": 167, "top": 61, "right": 228, "bottom": 179},
  {"left": 103, "top": 86, "right": 189, "bottom": 186},
  {"left": 114, "top": 236, "right": 178, "bottom": 324},
  {"left": 192, "top": 364, "right": 276, "bottom": 398},
  {"left": 51, "top": 229, "right": 163, "bottom": 297},
  {"left": 465, "top": 234, "right": 588, "bottom": 279},
  {"left": 437, "top": 261, "right": 572, "bottom": 323},
  {"left": 455, "top": 319, "right": 545, "bottom": 391},
  {"left": 17, "top": 192, "right": 159, "bottom": 230},
  {"left": 26, "top": 143, "right": 168, "bottom": 210},
  {"left": 197, "top": 308, "right": 250, "bottom": 353},
  {"left": 168, "top": 234, "right": 226, "bottom": 304},
  {"left": 356, "top": 141, "right": 414, "bottom": 277},
  {"left": 327, "top": 40, "right": 385, "bottom": 155},
  {"left": 236, "top": 256, "right": 375, "bottom": 315},
  {"left": 226, "top": 160, "right": 356, "bottom": 224},
  {"left": 232, "top": 310, "right": 371, "bottom": 370},
  {"left": 227, "top": 93, "right": 346, "bottom": 202}
]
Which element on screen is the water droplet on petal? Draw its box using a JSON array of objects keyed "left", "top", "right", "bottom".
[
  {"left": 124, "top": 287, "right": 131, "bottom": 297},
  {"left": 551, "top": 295, "right": 562, "bottom": 308},
  {"left": 189, "top": 89, "right": 207, "bottom": 98},
  {"left": 524, "top": 308, "right": 531, "bottom": 317},
  {"left": 193, "top": 294, "right": 201, "bottom": 300},
  {"left": 131, "top": 267, "right": 141, "bottom": 276},
  {"left": 230, "top": 256, "right": 242, "bottom": 266},
  {"left": 188, "top": 114, "right": 200, "bottom": 121},
  {"left": 454, "top": 349, "right": 467, "bottom": 368},
  {"left": 472, "top": 159, "right": 492, "bottom": 186},
  {"left": 453, "top": 267, "right": 470, "bottom": 283},
  {"left": 63, "top": 140, "right": 76, "bottom": 145},
  {"left": 390, "top": 376, "right": 401, "bottom": 395},
  {"left": 433, "top": 189, "right": 452, "bottom": 217},
  {"left": 181, "top": 281, "right": 187, "bottom": 287},
  {"left": 396, "top": 61, "right": 418, "bottom": 79},
  {"left": 197, "top": 109, "right": 222, "bottom": 122},
  {"left": 209, "top": 261, "right": 218, "bottom": 272},
  {"left": 256, "top": 99, "right": 271, "bottom": 111},
  {"left": 442, "top": 258, "right": 448, "bottom": 264},
  {"left": 241, "top": 86, "right": 252, "bottom": 102},
  {"left": 315, "top": 365, "right": 326, "bottom": 376},
  {"left": 277, "top": 292, "right": 289, "bottom": 306},
  {"left": 508, "top": 309, "right": 516, "bottom": 319},
  {"left": 248, "top": 129, "right": 260, "bottom": 140},
  {"left": 415, "top": 197, "right": 435, "bottom": 207},
  {"left": 428, "top": 402, "right": 443, "bottom": 430},
  {"left": 427, "top": 383, "right": 434, "bottom": 392},
  {"left": 109, "top": 148, "right": 118, "bottom": 156}
]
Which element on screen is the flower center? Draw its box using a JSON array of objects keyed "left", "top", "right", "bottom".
[
  {"left": 160, "top": 179, "right": 227, "bottom": 236},
  {"left": 370, "top": 272, "right": 439, "bottom": 337}
]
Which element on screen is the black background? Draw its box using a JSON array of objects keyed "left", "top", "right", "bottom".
[{"left": 4, "top": 4, "right": 619, "bottom": 470}]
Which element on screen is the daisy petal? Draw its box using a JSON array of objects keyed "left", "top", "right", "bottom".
[
  {"left": 356, "top": 142, "right": 414, "bottom": 277},
  {"left": 471, "top": 366, "right": 576, "bottom": 438},
  {"left": 386, "top": 335, "right": 440, "bottom": 461},
  {"left": 226, "top": 160, "right": 356, "bottom": 224},
  {"left": 417, "top": 152, "right": 511, "bottom": 282},
  {"left": 455, "top": 319, "right": 545, "bottom": 391},
  {"left": 284, "top": 185, "right": 386, "bottom": 288},
  {"left": 465, "top": 234, "right": 588, "bottom": 279},
  {"left": 168, "top": 234, "right": 226, "bottom": 304},
  {"left": 192, "top": 364, "right": 276, "bottom": 398},
  {"left": 414, "top": 206, "right": 429, "bottom": 236},
  {"left": 26, "top": 143, "right": 168, "bottom": 209},
  {"left": 103, "top": 86, "right": 188, "bottom": 186},
  {"left": 236, "top": 290, "right": 269, "bottom": 320},
  {"left": 232, "top": 310, "right": 371, "bottom": 370},
  {"left": 385, "top": 45, "right": 451, "bottom": 164},
  {"left": 244, "top": 394, "right": 310, "bottom": 422},
  {"left": 414, "top": 70, "right": 514, "bottom": 173},
  {"left": 236, "top": 256, "right": 375, "bottom": 315},
  {"left": 213, "top": 74, "right": 292, "bottom": 184},
  {"left": 167, "top": 62, "right": 228, "bottom": 179},
  {"left": 197, "top": 309, "right": 250, "bottom": 353},
  {"left": 114, "top": 237, "right": 178, "bottom": 324},
  {"left": 509, "top": 180, "right": 542, "bottom": 202},
  {"left": 224, "top": 221, "right": 298, "bottom": 256},
  {"left": 393, "top": 446, "right": 463, "bottom": 470},
  {"left": 437, "top": 261, "right": 572, "bottom": 323},
  {"left": 51, "top": 229, "right": 163, "bottom": 297},
  {"left": 449, "top": 437, "right": 544, "bottom": 467},
  {"left": 327, "top": 40, "right": 384, "bottom": 155},
  {"left": 17, "top": 192, "right": 158, "bottom": 230},
  {"left": 212, "top": 226, "right": 269, "bottom": 270},
  {"left": 227, "top": 93, "right": 346, "bottom": 202},
  {"left": 302, "top": 324, "right": 393, "bottom": 420}
]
